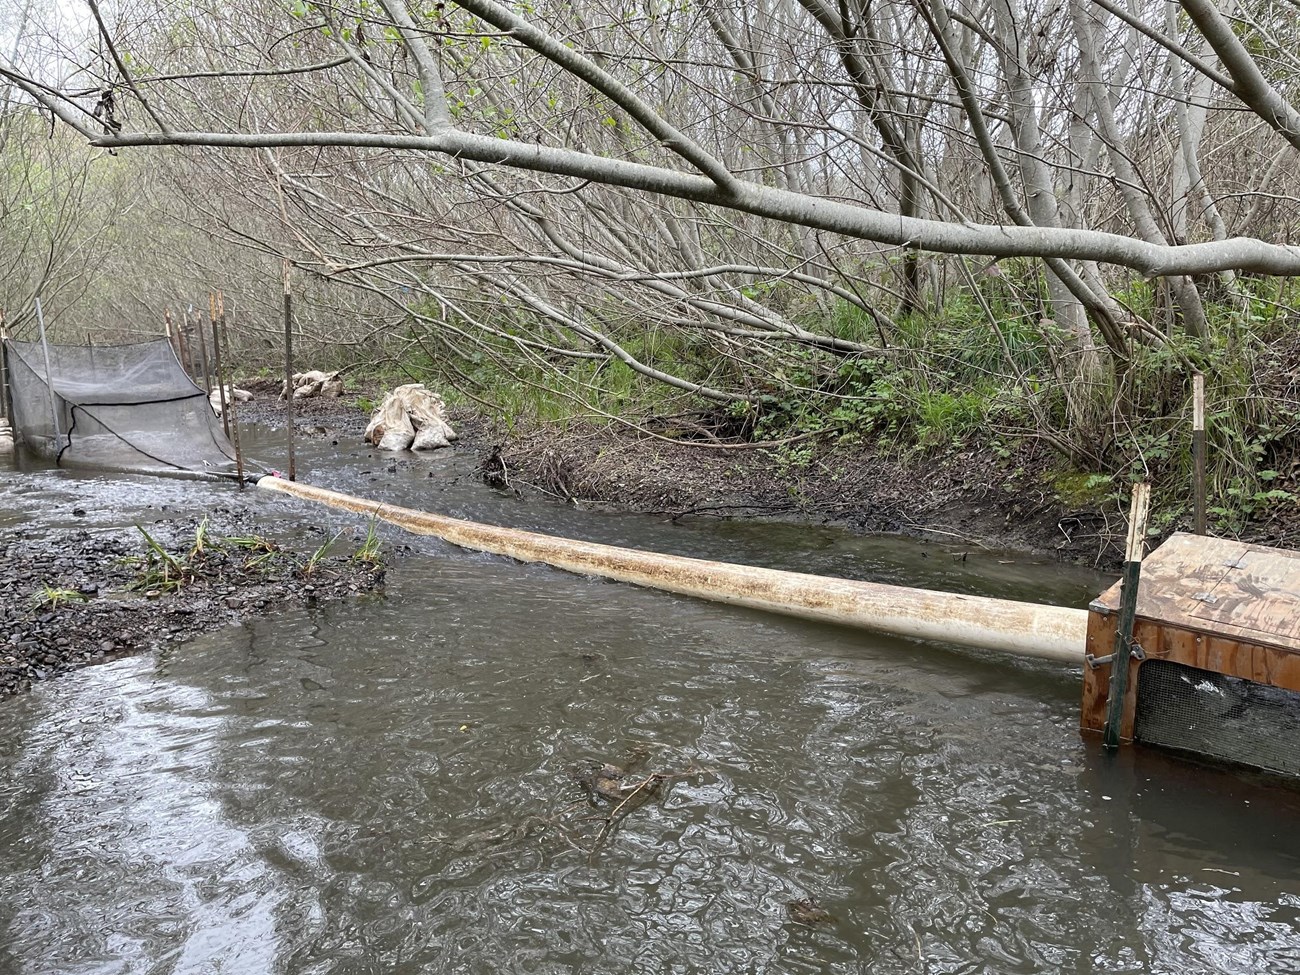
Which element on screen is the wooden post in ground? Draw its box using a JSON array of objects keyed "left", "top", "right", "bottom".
[
  {"left": 1103, "top": 482, "right": 1151, "bottom": 750},
  {"left": 210, "top": 293, "right": 230, "bottom": 437},
  {"left": 1193, "top": 373, "right": 1206, "bottom": 535},
  {"left": 172, "top": 307, "right": 191, "bottom": 375},
  {"left": 181, "top": 307, "right": 196, "bottom": 376},
  {"left": 219, "top": 292, "right": 246, "bottom": 488},
  {"left": 283, "top": 261, "right": 297, "bottom": 481}
]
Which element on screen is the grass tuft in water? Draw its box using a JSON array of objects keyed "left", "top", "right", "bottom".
[{"left": 353, "top": 516, "right": 384, "bottom": 567}]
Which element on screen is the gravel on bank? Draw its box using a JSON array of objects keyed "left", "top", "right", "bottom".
[{"left": 1, "top": 507, "right": 384, "bottom": 700}]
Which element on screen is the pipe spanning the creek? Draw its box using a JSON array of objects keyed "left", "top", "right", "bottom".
[{"left": 258, "top": 477, "right": 1090, "bottom": 664}]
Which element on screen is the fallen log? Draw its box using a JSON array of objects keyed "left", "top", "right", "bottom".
[{"left": 256, "top": 476, "right": 1088, "bottom": 662}]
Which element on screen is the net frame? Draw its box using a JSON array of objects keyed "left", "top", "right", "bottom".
[{"left": 2, "top": 336, "right": 239, "bottom": 477}]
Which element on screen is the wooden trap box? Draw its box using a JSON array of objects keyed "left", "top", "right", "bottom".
[{"left": 1082, "top": 532, "right": 1300, "bottom": 744}]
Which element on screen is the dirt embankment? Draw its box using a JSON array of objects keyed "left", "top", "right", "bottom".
[
  {"left": 243, "top": 383, "right": 1127, "bottom": 565},
  {"left": 235, "top": 378, "right": 1300, "bottom": 570},
  {"left": 1, "top": 509, "right": 383, "bottom": 700},
  {"left": 489, "top": 423, "right": 1124, "bottom": 568},
  {"left": 12, "top": 378, "right": 1263, "bottom": 701}
]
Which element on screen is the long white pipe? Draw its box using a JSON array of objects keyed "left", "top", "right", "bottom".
[{"left": 258, "top": 477, "right": 1089, "bottom": 663}]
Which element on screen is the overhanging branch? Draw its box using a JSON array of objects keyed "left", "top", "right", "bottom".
[{"left": 73, "top": 126, "right": 1300, "bottom": 277}]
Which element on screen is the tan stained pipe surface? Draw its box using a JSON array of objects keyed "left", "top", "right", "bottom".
[{"left": 259, "top": 477, "right": 1089, "bottom": 663}]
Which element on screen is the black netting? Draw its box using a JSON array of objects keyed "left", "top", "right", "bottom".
[
  {"left": 3, "top": 337, "right": 237, "bottom": 476},
  {"left": 1135, "top": 659, "right": 1300, "bottom": 777}
]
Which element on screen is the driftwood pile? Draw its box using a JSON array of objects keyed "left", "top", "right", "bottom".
[{"left": 364, "top": 383, "right": 458, "bottom": 451}]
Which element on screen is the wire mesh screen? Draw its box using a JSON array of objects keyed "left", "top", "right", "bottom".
[
  {"left": 3, "top": 338, "right": 236, "bottom": 476},
  {"left": 5, "top": 340, "right": 71, "bottom": 451},
  {"left": 1135, "top": 659, "right": 1300, "bottom": 777}
]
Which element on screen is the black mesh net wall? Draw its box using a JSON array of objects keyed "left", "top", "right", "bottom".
[
  {"left": 2, "top": 337, "right": 237, "bottom": 476},
  {"left": 1134, "top": 659, "right": 1300, "bottom": 777}
]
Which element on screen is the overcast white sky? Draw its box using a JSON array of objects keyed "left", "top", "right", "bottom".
[{"left": 1, "top": 0, "right": 96, "bottom": 86}]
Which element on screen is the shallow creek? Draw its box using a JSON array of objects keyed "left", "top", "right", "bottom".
[{"left": 3, "top": 427, "right": 1300, "bottom": 974}]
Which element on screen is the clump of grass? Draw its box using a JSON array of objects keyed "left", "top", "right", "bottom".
[
  {"left": 188, "top": 516, "right": 212, "bottom": 560},
  {"left": 123, "top": 523, "right": 283, "bottom": 593},
  {"left": 353, "top": 516, "right": 384, "bottom": 567},
  {"left": 223, "top": 534, "right": 282, "bottom": 570},
  {"left": 117, "top": 518, "right": 379, "bottom": 598},
  {"left": 122, "top": 524, "right": 194, "bottom": 593},
  {"left": 31, "top": 585, "right": 88, "bottom": 611},
  {"left": 300, "top": 530, "right": 345, "bottom": 578}
]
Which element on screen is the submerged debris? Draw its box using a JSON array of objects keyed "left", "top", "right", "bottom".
[
  {"left": 576, "top": 762, "right": 631, "bottom": 802},
  {"left": 560, "top": 747, "right": 703, "bottom": 857},
  {"left": 478, "top": 445, "right": 510, "bottom": 490},
  {"left": 572, "top": 752, "right": 657, "bottom": 805},
  {"left": 787, "top": 896, "right": 835, "bottom": 926},
  {"left": 447, "top": 817, "right": 553, "bottom": 854}
]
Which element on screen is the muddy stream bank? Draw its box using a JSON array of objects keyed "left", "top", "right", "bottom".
[
  {"left": 1, "top": 394, "right": 1107, "bottom": 702},
  {"left": 4, "top": 400, "right": 1300, "bottom": 973}
]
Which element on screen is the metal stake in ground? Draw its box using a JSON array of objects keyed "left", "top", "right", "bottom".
[
  {"left": 0, "top": 316, "right": 11, "bottom": 424},
  {"left": 1193, "top": 373, "right": 1206, "bottom": 535},
  {"left": 283, "top": 261, "right": 297, "bottom": 481},
  {"left": 34, "top": 297, "right": 61, "bottom": 442},
  {"left": 1103, "top": 482, "right": 1150, "bottom": 750}
]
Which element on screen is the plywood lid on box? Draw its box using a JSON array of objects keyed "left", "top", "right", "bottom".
[{"left": 1091, "top": 533, "right": 1300, "bottom": 653}]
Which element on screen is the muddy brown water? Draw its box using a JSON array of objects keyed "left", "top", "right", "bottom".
[{"left": 3, "top": 426, "right": 1300, "bottom": 973}]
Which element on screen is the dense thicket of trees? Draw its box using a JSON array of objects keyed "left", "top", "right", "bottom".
[{"left": 2, "top": 0, "right": 1298, "bottom": 500}]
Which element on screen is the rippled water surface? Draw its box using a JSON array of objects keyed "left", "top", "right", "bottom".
[{"left": 3, "top": 428, "right": 1300, "bottom": 974}]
